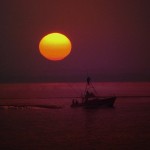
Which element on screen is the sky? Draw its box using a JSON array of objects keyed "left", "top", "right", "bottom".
[{"left": 0, "top": 0, "right": 150, "bottom": 82}]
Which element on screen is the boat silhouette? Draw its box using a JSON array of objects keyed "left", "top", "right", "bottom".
[{"left": 71, "top": 77, "right": 116, "bottom": 108}]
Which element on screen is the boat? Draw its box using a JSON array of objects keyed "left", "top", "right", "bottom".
[{"left": 71, "top": 77, "right": 116, "bottom": 108}]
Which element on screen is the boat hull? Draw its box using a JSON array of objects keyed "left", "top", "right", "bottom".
[{"left": 71, "top": 96, "right": 116, "bottom": 108}]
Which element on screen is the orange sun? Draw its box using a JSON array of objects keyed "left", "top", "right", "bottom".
[{"left": 39, "top": 33, "right": 72, "bottom": 61}]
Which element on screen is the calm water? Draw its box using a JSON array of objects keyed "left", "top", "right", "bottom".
[{"left": 0, "top": 82, "right": 150, "bottom": 150}]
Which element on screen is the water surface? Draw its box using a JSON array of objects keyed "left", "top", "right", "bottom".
[{"left": 0, "top": 82, "right": 150, "bottom": 150}]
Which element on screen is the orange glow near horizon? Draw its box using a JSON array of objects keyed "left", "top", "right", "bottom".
[{"left": 39, "top": 33, "right": 72, "bottom": 61}]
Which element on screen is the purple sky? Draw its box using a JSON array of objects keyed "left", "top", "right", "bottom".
[{"left": 0, "top": 0, "right": 150, "bottom": 82}]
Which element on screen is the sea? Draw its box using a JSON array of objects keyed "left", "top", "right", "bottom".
[{"left": 0, "top": 82, "right": 150, "bottom": 150}]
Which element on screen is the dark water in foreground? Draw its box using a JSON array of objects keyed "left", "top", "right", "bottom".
[{"left": 0, "top": 82, "right": 150, "bottom": 150}]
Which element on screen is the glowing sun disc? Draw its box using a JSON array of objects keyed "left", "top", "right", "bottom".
[{"left": 39, "top": 33, "right": 72, "bottom": 61}]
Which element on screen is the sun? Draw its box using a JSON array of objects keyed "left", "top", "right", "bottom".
[{"left": 39, "top": 33, "right": 72, "bottom": 61}]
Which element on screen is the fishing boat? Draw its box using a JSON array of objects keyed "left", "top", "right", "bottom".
[{"left": 71, "top": 77, "right": 116, "bottom": 108}]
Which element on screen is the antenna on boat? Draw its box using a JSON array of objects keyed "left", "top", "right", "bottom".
[{"left": 84, "top": 76, "right": 98, "bottom": 96}]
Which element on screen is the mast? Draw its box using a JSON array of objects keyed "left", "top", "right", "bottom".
[{"left": 84, "top": 77, "right": 98, "bottom": 97}]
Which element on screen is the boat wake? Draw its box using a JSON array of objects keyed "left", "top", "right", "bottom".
[{"left": 0, "top": 104, "right": 62, "bottom": 110}]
